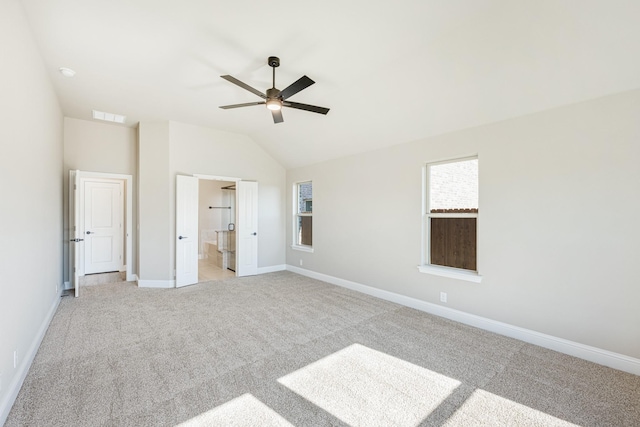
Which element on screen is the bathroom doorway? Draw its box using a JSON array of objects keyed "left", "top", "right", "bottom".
[{"left": 198, "top": 179, "right": 236, "bottom": 282}]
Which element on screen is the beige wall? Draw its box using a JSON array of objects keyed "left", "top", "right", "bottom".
[
  {"left": 137, "top": 120, "right": 286, "bottom": 283},
  {"left": 287, "top": 89, "right": 640, "bottom": 360},
  {"left": 169, "top": 121, "right": 286, "bottom": 273},
  {"left": 63, "top": 117, "right": 138, "bottom": 282},
  {"left": 0, "top": 0, "right": 63, "bottom": 422},
  {"left": 138, "top": 121, "right": 172, "bottom": 282}
]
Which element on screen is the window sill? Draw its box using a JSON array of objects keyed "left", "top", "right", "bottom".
[
  {"left": 291, "top": 245, "right": 314, "bottom": 253},
  {"left": 418, "top": 264, "right": 482, "bottom": 283}
]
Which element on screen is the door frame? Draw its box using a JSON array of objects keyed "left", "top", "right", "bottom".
[{"left": 69, "top": 170, "right": 134, "bottom": 288}]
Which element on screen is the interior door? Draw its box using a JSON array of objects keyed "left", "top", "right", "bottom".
[
  {"left": 176, "top": 175, "right": 199, "bottom": 287},
  {"left": 84, "top": 179, "right": 123, "bottom": 274},
  {"left": 237, "top": 181, "right": 258, "bottom": 276},
  {"left": 69, "top": 170, "right": 81, "bottom": 297}
]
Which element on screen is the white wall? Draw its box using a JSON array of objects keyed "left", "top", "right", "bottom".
[
  {"left": 198, "top": 180, "right": 226, "bottom": 256},
  {"left": 0, "top": 0, "right": 63, "bottom": 423},
  {"left": 287, "top": 89, "right": 640, "bottom": 360},
  {"left": 63, "top": 117, "right": 138, "bottom": 282}
]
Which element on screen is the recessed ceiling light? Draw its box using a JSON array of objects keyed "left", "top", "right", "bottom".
[
  {"left": 92, "top": 109, "right": 126, "bottom": 124},
  {"left": 58, "top": 67, "right": 76, "bottom": 78}
]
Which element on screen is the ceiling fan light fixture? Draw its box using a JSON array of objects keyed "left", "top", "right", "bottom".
[{"left": 266, "top": 98, "right": 282, "bottom": 111}]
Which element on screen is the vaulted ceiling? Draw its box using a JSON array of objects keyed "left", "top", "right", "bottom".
[{"left": 20, "top": 0, "right": 640, "bottom": 168}]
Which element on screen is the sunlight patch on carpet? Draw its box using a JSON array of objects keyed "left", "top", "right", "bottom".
[
  {"left": 444, "top": 389, "right": 580, "bottom": 426},
  {"left": 176, "top": 393, "right": 294, "bottom": 427},
  {"left": 278, "top": 343, "right": 461, "bottom": 426}
]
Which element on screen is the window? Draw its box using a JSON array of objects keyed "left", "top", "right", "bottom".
[
  {"left": 294, "top": 181, "right": 313, "bottom": 250},
  {"left": 421, "top": 157, "right": 480, "bottom": 281}
]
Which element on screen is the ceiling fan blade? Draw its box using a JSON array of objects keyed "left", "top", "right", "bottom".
[
  {"left": 221, "top": 75, "right": 266, "bottom": 99},
  {"left": 279, "top": 75, "right": 315, "bottom": 100},
  {"left": 219, "top": 101, "right": 265, "bottom": 109},
  {"left": 272, "top": 109, "right": 284, "bottom": 123},
  {"left": 283, "top": 101, "right": 330, "bottom": 115}
]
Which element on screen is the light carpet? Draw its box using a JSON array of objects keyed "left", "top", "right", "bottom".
[{"left": 5, "top": 271, "right": 640, "bottom": 426}]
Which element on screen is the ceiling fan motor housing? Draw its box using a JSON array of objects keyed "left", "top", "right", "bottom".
[
  {"left": 266, "top": 87, "right": 281, "bottom": 99},
  {"left": 268, "top": 56, "right": 280, "bottom": 67}
]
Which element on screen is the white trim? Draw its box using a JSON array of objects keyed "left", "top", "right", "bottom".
[
  {"left": 137, "top": 279, "right": 175, "bottom": 288},
  {"left": 285, "top": 265, "right": 640, "bottom": 376},
  {"left": 257, "top": 264, "right": 287, "bottom": 274},
  {"left": 423, "top": 156, "right": 479, "bottom": 274},
  {"left": 64, "top": 280, "right": 71, "bottom": 290},
  {"left": 193, "top": 174, "right": 241, "bottom": 182},
  {"left": 0, "top": 295, "right": 60, "bottom": 426},
  {"left": 418, "top": 265, "right": 482, "bottom": 283},
  {"left": 293, "top": 180, "right": 313, "bottom": 250},
  {"left": 72, "top": 171, "right": 134, "bottom": 283}
]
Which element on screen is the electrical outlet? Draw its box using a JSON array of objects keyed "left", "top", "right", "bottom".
[
  {"left": 299, "top": 259, "right": 303, "bottom": 266},
  {"left": 440, "top": 292, "right": 447, "bottom": 303}
]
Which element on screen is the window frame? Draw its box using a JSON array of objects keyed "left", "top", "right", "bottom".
[
  {"left": 292, "top": 180, "right": 314, "bottom": 253},
  {"left": 419, "top": 156, "right": 482, "bottom": 283}
]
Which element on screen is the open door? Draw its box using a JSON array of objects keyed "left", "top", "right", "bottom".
[
  {"left": 69, "top": 170, "right": 81, "bottom": 297},
  {"left": 176, "top": 175, "right": 199, "bottom": 287},
  {"left": 236, "top": 181, "right": 258, "bottom": 276}
]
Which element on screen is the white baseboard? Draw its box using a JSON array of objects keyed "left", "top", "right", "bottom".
[
  {"left": 257, "top": 264, "right": 287, "bottom": 274},
  {"left": 63, "top": 281, "right": 71, "bottom": 290},
  {"left": 137, "top": 279, "right": 175, "bottom": 288},
  {"left": 286, "top": 265, "right": 640, "bottom": 376},
  {"left": 0, "top": 294, "right": 61, "bottom": 426}
]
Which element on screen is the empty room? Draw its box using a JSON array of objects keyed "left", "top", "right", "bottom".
[{"left": 1, "top": 0, "right": 639, "bottom": 426}]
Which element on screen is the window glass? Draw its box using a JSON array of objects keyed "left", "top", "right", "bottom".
[
  {"left": 429, "top": 159, "right": 478, "bottom": 212},
  {"left": 295, "top": 181, "right": 313, "bottom": 247},
  {"left": 426, "top": 158, "right": 478, "bottom": 271}
]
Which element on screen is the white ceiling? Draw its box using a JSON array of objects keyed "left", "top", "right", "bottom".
[{"left": 20, "top": 0, "right": 640, "bottom": 169}]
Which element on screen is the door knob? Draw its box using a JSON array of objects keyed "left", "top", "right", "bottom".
[{"left": 179, "top": 236, "right": 188, "bottom": 240}]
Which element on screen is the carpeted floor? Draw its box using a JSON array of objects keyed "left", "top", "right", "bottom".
[{"left": 5, "top": 272, "right": 640, "bottom": 426}]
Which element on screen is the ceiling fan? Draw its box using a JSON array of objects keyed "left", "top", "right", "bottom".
[{"left": 219, "top": 56, "right": 330, "bottom": 124}]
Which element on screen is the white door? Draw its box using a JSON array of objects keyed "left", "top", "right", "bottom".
[
  {"left": 69, "top": 170, "right": 81, "bottom": 297},
  {"left": 83, "top": 179, "right": 123, "bottom": 274},
  {"left": 237, "top": 181, "right": 258, "bottom": 276},
  {"left": 176, "top": 175, "right": 199, "bottom": 287}
]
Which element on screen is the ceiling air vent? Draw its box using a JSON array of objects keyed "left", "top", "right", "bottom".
[{"left": 92, "top": 109, "right": 126, "bottom": 124}]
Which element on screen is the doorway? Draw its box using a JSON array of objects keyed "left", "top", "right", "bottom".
[
  {"left": 175, "top": 174, "right": 258, "bottom": 288},
  {"left": 83, "top": 178, "right": 123, "bottom": 275},
  {"left": 69, "top": 170, "right": 134, "bottom": 297},
  {"left": 198, "top": 179, "right": 236, "bottom": 282}
]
